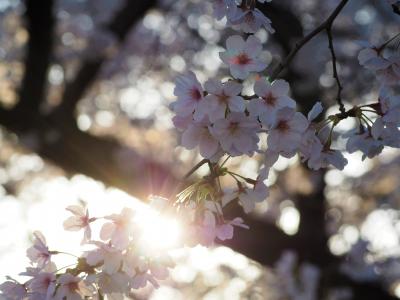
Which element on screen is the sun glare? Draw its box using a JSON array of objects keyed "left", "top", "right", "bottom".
[{"left": 136, "top": 210, "right": 182, "bottom": 252}]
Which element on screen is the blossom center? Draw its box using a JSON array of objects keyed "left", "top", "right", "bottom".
[
  {"left": 232, "top": 53, "right": 251, "bottom": 66},
  {"left": 217, "top": 93, "right": 229, "bottom": 103},
  {"left": 190, "top": 88, "right": 202, "bottom": 101},
  {"left": 228, "top": 121, "right": 240, "bottom": 133},
  {"left": 276, "top": 120, "right": 290, "bottom": 132},
  {"left": 263, "top": 92, "right": 277, "bottom": 106},
  {"left": 67, "top": 281, "right": 79, "bottom": 292}
]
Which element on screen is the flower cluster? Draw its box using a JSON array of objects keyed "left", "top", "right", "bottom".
[
  {"left": 0, "top": 203, "right": 175, "bottom": 299},
  {"left": 171, "top": 0, "right": 400, "bottom": 246}
]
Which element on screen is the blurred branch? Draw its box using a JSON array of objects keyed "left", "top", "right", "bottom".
[
  {"left": 53, "top": 0, "right": 157, "bottom": 121},
  {"left": 393, "top": 4, "right": 400, "bottom": 15},
  {"left": 14, "top": 0, "right": 54, "bottom": 119},
  {"left": 326, "top": 26, "right": 345, "bottom": 114},
  {"left": 270, "top": 0, "right": 349, "bottom": 81}
]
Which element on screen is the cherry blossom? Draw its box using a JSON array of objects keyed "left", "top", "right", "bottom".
[
  {"left": 248, "top": 79, "right": 296, "bottom": 127},
  {"left": 197, "top": 210, "right": 249, "bottom": 245},
  {"left": 222, "top": 169, "right": 268, "bottom": 213},
  {"left": 267, "top": 107, "right": 308, "bottom": 157},
  {"left": 63, "top": 204, "right": 95, "bottom": 244},
  {"left": 172, "top": 71, "right": 204, "bottom": 117},
  {"left": 346, "top": 130, "right": 384, "bottom": 160},
  {"left": 0, "top": 280, "right": 27, "bottom": 300},
  {"left": 211, "top": 112, "right": 260, "bottom": 156},
  {"left": 28, "top": 270, "right": 56, "bottom": 299},
  {"left": 358, "top": 44, "right": 400, "bottom": 86},
  {"left": 100, "top": 207, "right": 134, "bottom": 250},
  {"left": 212, "top": 0, "right": 237, "bottom": 20},
  {"left": 97, "top": 272, "right": 130, "bottom": 298},
  {"left": 26, "top": 231, "right": 52, "bottom": 268},
  {"left": 86, "top": 242, "right": 123, "bottom": 275},
  {"left": 308, "top": 148, "right": 348, "bottom": 170},
  {"left": 219, "top": 35, "right": 267, "bottom": 79},
  {"left": 377, "top": 87, "right": 400, "bottom": 125},
  {"left": 230, "top": 7, "right": 275, "bottom": 34},
  {"left": 203, "top": 79, "right": 245, "bottom": 122},
  {"left": 307, "top": 101, "right": 323, "bottom": 121},
  {"left": 55, "top": 274, "right": 93, "bottom": 300},
  {"left": 181, "top": 119, "right": 220, "bottom": 159}
]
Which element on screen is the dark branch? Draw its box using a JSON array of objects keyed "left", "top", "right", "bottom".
[
  {"left": 326, "top": 27, "right": 345, "bottom": 114},
  {"left": 54, "top": 0, "right": 157, "bottom": 120},
  {"left": 270, "top": 0, "right": 349, "bottom": 81},
  {"left": 392, "top": 4, "right": 400, "bottom": 15},
  {"left": 15, "top": 0, "right": 54, "bottom": 118}
]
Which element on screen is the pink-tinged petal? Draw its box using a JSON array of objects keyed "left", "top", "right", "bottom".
[
  {"left": 193, "top": 99, "right": 210, "bottom": 122},
  {"left": 371, "top": 118, "right": 384, "bottom": 139},
  {"left": 103, "top": 254, "right": 122, "bottom": 274},
  {"left": 271, "top": 79, "right": 289, "bottom": 96},
  {"left": 203, "top": 210, "right": 216, "bottom": 228},
  {"left": 63, "top": 216, "right": 83, "bottom": 231},
  {"left": 83, "top": 226, "right": 91, "bottom": 244},
  {"left": 244, "top": 35, "right": 262, "bottom": 55},
  {"left": 66, "top": 205, "right": 85, "bottom": 217},
  {"left": 229, "top": 64, "right": 248, "bottom": 80},
  {"left": 228, "top": 96, "right": 245, "bottom": 112},
  {"left": 278, "top": 96, "right": 296, "bottom": 109},
  {"left": 204, "top": 79, "right": 222, "bottom": 94},
  {"left": 233, "top": 134, "right": 253, "bottom": 153},
  {"left": 216, "top": 224, "right": 234, "bottom": 240},
  {"left": 33, "top": 231, "right": 47, "bottom": 248},
  {"left": 86, "top": 249, "right": 104, "bottom": 266},
  {"left": 111, "top": 231, "right": 130, "bottom": 250},
  {"left": 199, "top": 133, "right": 219, "bottom": 159},
  {"left": 231, "top": 217, "right": 250, "bottom": 229},
  {"left": 223, "top": 80, "right": 242, "bottom": 96},
  {"left": 226, "top": 35, "right": 245, "bottom": 51},
  {"left": 247, "top": 99, "right": 265, "bottom": 116},
  {"left": 291, "top": 112, "right": 309, "bottom": 133},
  {"left": 182, "top": 125, "right": 202, "bottom": 149},
  {"left": 358, "top": 48, "right": 377, "bottom": 65},
  {"left": 172, "top": 114, "right": 192, "bottom": 131},
  {"left": 307, "top": 102, "right": 323, "bottom": 121},
  {"left": 254, "top": 79, "right": 271, "bottom": 97},
  {"left": 248, "top": 60, "right": 267, "bottom": 72},
  {"left": 100, "top": 222, "right": 116, "bottom": 241}
]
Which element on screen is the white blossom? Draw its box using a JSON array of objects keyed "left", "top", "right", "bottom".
[
  {"left": 219, "top": 35, "right": 267, "bottom": 79},
  {"left": 211, "top": 112, "right": 260, "bottom": 156},
  {"left": 55, "top": 274, "right": 93, "bottom": 300},
  {"left": 203, "top": 79, "right": 245, "bottom": 122},
  {"left": 86, "top": 242, "right": 123, "bottom": 275},
  {"left": 181, "top": 119, "right": 220, "bottom": 159},
  {"left": 63, "top": 205, "right": 94, "bottom": 244},
  {"left": 248, "top": 79, "right": 296, "bottom": 127},
  {"left": 100, "top": 208, "right": 134, "bottom": 250},
  {"left": 346, "top": 130, "right": 384, "bottom": 160},
  {"left": 26, "top": 231, "right": 52, "bottom": 269},
  {"left": 171, "top": 71, "right": 204, "bottom": 117},
  {"left": 230, "top": 7, "right": 274, "bottom": 33},
  {"left": 267, "top": 107, "right": 308, "bottom": 157}
]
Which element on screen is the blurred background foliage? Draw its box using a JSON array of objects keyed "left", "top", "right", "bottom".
[{"left": 0, "top": 0, "right": 399, "bottom": 299}]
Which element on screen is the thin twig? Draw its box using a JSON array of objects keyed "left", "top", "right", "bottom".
[
  {"left": 326, "top": 27, "right": 345, "bottom": 114},
  {"left": 270, "top": 0, "right": 349, "bottom": 81},
  {"left": 183, "top": 158, "right": 208, "bottom": 180}
]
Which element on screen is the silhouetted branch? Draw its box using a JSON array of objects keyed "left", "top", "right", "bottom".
[
  {"left": 54, "top": 0, "right": 157, "bottom": 120},
  {"left": 14, "top": 0, "right": 54, "bottom": 119},
  {"left": 270, "top": 0, "right": 349, "bottom": 81}
]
